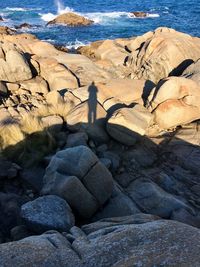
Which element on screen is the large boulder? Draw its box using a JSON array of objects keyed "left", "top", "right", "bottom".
[
  {"left": 34, "top": 56, "right": 79, "bottom": 90},
  {"left": 47, "top": 12, "right": 94, "bottom": 26},
  {"left": 1, "top": 219, "right": 200, "bottom": 266},
  {"left": 127, "top": 27, "right": 200, "bottom": 83},
  {"left": 41, "top": 146, "right": 114, "bottom": 218},
  {"left": 21, "top": 195, "right": 75, "bottom": 233},
  {"left": 107, "top": 104, "right": 153, "bottom": 145},
  {"left": 0, "top": 41, "right": 32, "bottom": 82},
  {"left": 148, "top": 76, "right": 200, "bottom": 129}
]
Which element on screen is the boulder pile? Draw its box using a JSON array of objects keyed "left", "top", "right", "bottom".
[{"left": 0, "top": 26, "right": 199, "bottom": 266}]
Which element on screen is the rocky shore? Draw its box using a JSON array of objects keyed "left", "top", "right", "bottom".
[{"left": 0, "top": 25, "right": 200, "bottom": 266}]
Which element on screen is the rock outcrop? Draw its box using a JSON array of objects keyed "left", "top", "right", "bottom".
[{"left": 47, "top": 12, "right": 94, "bottom": 26}]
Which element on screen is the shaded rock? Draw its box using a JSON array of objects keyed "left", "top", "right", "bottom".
[
  {"left": 66, "top": 132, "right": 88, "bottom": 148},
  {"left": 0, "top": 16, "right": 3, "bottom": 21},
  {"left": 66, "top": 101, "right": 109, "bottom": 143},
  {"left": 42, "top": 146, "right": 114, "bottom": 218},
  {"left": 41, "top": 115, "right": 63, "bottom": 132},
  {"left": 92, "top": 184, "right": 140, "bottom": 221},
  {"left": 171, "top": 208, "right": 200, "bottom": 228},
  {"left": 127, "top": 179, "right": 193, "bottom": 218},
  {"left": 0, "top": 232, "right": 81, "bottom": 267},
  {"left": 21, "top": 195, "right": 75, "bottom": 233},
  {"left": 10, "top": 225, "right": 31, "bottom": 241},
  {"left": 182, "top": 58, "right": 200, "bottom": 85},
  {"left": 107, "top": 104, "right": 153, "bottom": 145},
  {"left": 130, "top": 11, "right": 148, "bottom": 18},
  {"left": 47, "top": 12, "right": 94, "bottom": 26}
]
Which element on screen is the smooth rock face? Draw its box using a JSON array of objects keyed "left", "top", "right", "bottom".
[
  {"left": 130, "top": 11, "right": 148, "bottom": 17},
  {"left": 148, "top": 76, "right": 200, "bottom": 129},
  {"left": 42, "top": 146, "right": 114, "bottom": 218},
  {"left": 0, "top": 42, "right": 32, "bottom": 82},
  {"left": 47, "top": 12, "right": 94, "bottom": 26},
  {"left": 107, "top": 104, "right": 153, "bottom": 145},
  {"left": 21, "top": 195, "right": 75, "bottom": 233}
]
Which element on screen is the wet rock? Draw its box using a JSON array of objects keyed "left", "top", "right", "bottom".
[
  {"left": 15, "top": 23, "right": 32, "bottom": 30},
  {"left": 130, "top": 11, "right": 148, "bottom": 18},
  {"left": 21, "top": 195, "right": 75, "bottom": 233}
]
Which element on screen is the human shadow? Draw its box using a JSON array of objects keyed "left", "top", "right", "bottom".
[{"left": 88, "top": 82, "right": 98, "bottom": 125}]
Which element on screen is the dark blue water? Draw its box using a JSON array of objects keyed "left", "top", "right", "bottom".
[{"left": 0, "top": 0, "right": 199, "bottom": 48}]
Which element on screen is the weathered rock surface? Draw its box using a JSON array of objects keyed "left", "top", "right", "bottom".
[
  {"left": 42, "top": 146, "right": 114, "bottom": 218},
  {"left": 21, "top": 195, "right": 75, "bottom": 233},
  {"left": 47, "top": 12, "right": 94, "bottom": 26},
  {"left": 1, "top": 219, "right": 200, "bottom": 266},
  {"left": 182, "top": 58, "right": 200, "bottom": 85}
]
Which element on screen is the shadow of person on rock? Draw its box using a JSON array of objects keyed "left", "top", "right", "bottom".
[{"left": 88, "top": 82, "right": 98, "bottom": 125}]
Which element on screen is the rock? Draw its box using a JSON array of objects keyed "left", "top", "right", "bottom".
[
  {"left": 0, "top": 42, "right": 32, "bottom": 82},
  {"left": 15, "top": 23, "right": 32, "bottom": 30},
  {"left": 0, "top": 16, "right": 3, "bottom": 21},
  {"left": 19, "top": 76, "right": 49, "bottom": 95},
  {"left": 182, "top": 58, "right": 200, "bottom": 85},
  {"left": 0, "top": 193, "right": 24, "bottom": 241},
  {"left": 148, "top": 77, "right": 200, "bottom": 129},
  {"left": 0, "top": 82, "right": 8, "bottom": 96},
  {"left": 21, "top": 195, "right": 75, "bottom": 233},
  {"left": 66, "top": 101, "right": 109, "bottom": 143},
  {"left": 0, "top": 26, "right": 16, "bottom": 35},
  {"left": 10, "top": 225, "right": 31, "bottom": 241},
  {"left": 68, "top": 79, "right": 155, "bottom": 108},
  {"left": 66, "top": 132, "right": 88, "bottom": 148},
  {"left": 41, "top": 115, "right": 63, "bottom": 132},
  {"left": 1, "top": 219, "right": 200, "bottom": 266},
  {"left": 128, "top": 27, "right": 200, "bottom": 83},
  {"left": 127, "top": 179, "right": 193, "bottom": 218},
  {"left": 92, "top": 184, "right": 140, "bottom": 221},
  {"left": 171, "top": 208, "right": 200, "bottom": 228},
  {"left": 107, "top": 104, "right": 153, "bottom": 146},
  {"left": 34, "top": 56, "right": 79, "bottom": 90},
  {"left": 0, "top": 232, "right": 81, "bottom": 267},
  {"left": 130, "top": 11, "right": 148, "bottom": 18},
  {"left": 47, "top": 12, "right": 94, "bottom": 26},
  {"left": 42, "top": 146, "right": 114, "bottom": 218}
]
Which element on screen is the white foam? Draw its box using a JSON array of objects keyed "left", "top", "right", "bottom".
[
  {"left": 66, "top": 39, "right": 90, "bottom": 49},
  {"left": 40, "top": 13, "right": 57, "bottom": 22},
  {"left": 82, "top": 11, "right": 129, "bottom": 24},
  {"left": 148, "top": 13, "right": 160, "bottom": 18},
  {"left": 5, "top": 7, "right": 41, "bottom": 11}
]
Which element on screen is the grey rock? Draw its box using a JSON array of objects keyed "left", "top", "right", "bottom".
[
  {"left": 127, "top": 179, "right": 192, "bottom": 218},
  {"left": 171, "top": 208, "right": 200, "bottom": 228},
  {"left": 21, "top": 195, "right": 75, "bottom": 233},
  {"left": 66, "top": 132, "right": 88, "bottom": 148},
  {"left": 42, "top": 146, "right": 114, "bottom": 218},
  {"left": 0, "top": 232, "right": 81, "bottom": 267}
]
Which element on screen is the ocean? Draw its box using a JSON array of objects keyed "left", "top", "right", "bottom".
[{"left": 0, "top": 0, "right": 199, "bottom": 48}]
